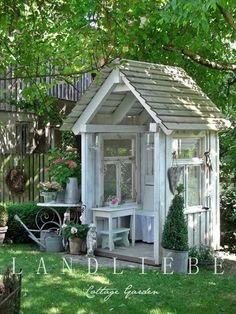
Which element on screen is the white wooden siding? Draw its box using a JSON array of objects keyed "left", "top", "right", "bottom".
[{"left": 186, "top": 210, "right": 211, "bottom": 247}]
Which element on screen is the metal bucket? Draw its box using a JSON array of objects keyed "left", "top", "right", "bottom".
[
  {"left": 45, "top": 234, "right": 64, "bottom": 252},
  {"left": 40, "top": 229, "right": 63, "bottom": 252}
]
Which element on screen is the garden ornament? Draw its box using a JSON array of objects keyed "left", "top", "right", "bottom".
[{"left": 86, "top": 223, "right": 97, "bottom": 257}]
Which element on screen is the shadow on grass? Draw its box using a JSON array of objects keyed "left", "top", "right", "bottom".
[{"left": 0, "top": 244, "right": 236, "bottom": 314}]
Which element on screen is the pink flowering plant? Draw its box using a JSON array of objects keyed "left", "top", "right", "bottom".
[
  {"left": 47, "top": 148, "right": 81, "bottom": 187},
  {"left": 107, "top": 196, "right": 120, "bottom": 206}
]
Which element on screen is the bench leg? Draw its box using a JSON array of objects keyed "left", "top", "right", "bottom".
[
  {"left": 121, "top": 231, "right": 130, "bottom": 247},
  {"left": 101, "top": 235, "right": 114, "bottom": 250}
]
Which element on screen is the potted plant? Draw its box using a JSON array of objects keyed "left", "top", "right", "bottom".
[
  {"left": 39, "top": 181, "right": 62, "bottom": 203},
  {"left": 0, "top": 205, "right": 8, "bottom": 245},
  {"left": 161, "top": 184, "right": 189, "bottom": 273},
  {"left": 46, "top": 148, "right": 81, "bottom": 203},
  {"left": 63, "top": 222, "right": 89, "bottom": 255}
]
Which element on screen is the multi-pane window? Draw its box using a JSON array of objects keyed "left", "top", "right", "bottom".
[
  {"left": 103, "top": 138, "right": 135, "bottom": 203},
  {"left": 172, "top": 137, "right": 204, "bottom": 209}
]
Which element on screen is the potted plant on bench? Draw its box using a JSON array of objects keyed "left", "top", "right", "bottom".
[
  {"left": 0, "top": 205, "right": 8, "bottom": 245},
  {"left": 161, "top": 184, "right": 189, "bottom": 273},
  {"left": 63, "top": 222, "right": 89, "bottom": 255},
  {"left": 39, "top": 181, "right": 62, "bottom": 203}
]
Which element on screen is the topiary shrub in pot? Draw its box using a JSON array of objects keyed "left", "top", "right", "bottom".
[
  {"left": 0, "top": 205, "right": 8, "bottom": 245},
  {"left": 161, "top": 184, "right": 189, "bottom": 274}
]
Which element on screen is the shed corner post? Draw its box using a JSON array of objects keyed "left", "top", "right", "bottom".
[
  {"left": 153, "top": 128, "right": 161, "bottom": 265},
  {"left": 81, "top": 132, "right": 95, "bottom": 224}
]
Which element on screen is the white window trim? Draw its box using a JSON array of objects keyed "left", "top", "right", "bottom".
[
  {"left": 101, "top": 133, "right": 137, "bottom": 204},
  {"left": 173, "top": 136, "right": 206, "bottom": 213}
]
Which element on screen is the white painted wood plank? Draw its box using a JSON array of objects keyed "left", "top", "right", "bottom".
[
  {"left": 153, "top": 131, "right": 160, "bottom": 264},
  {"left": 81, "top": 133, "right": 95, "bottom": 224},
  {"left": 113, "top": 83, "right": 130, "bottom": 92},
  {"left": 187, "top": 214, "right": 194, "bottom": 248},
  {"left": 135, "top": 133, "right": 141, "bottom": 203},
  {"left": 106, "top": 93, "right": 127, "bottom": 101},
  {"left": 209, "top": 131, "right": 220, "bottom": 249},
  {"left": 139, "top": 89, "right": 211, "bottom": 101},
  {"left": 194, "top": 213, "right": 200, "bottom": 247},
  {"left": 112, "top": 93, "right": 137, "bottom": 124},
  {"left": 132, "top": 82, "right": 205, "bottom": 97},
  {"left": 200, "top": 212, "right": 205, "bottom": 245},
  {"left": 164, "top": 122, "right": 221, "bottom": 131},
  {"left": 78, "top": 124, "right": 147, "bottom": 133},
  {"left": 159, "top": 131, "right": 166, "bottom": 241},
  {"left": 121, "top": 69, "right": 201, "bottom": 86},
  {"left": 127, "top": 76, "right": 204, "bottom": 94},
  {"left": 148, "top": 107, "right": 223, "bottom": 118}
]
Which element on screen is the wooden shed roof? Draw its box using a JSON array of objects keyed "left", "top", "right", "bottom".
[{"left": 61, "top": 59, "right": 230, "bottom": 132}]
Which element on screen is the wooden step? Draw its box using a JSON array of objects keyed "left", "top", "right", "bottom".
[
  {"left": 100, "top": 228, "right": 130, "bottom": 235},
  {"left": 113, "top": 237, "right": 122, "bottom": 242}
]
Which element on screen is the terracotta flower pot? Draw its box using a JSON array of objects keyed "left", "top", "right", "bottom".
[
  {"left": 0, "top": 226, "right": 8, "bottom": 245},
  {"left": 69, "top": 237, "right": 83, "bottom": 255}
]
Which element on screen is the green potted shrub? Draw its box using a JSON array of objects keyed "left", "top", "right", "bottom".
[
  {"left": 161, "top": 184, "right": 189, "bottom": 273},
  {"left": 63, "top": 222, "right": 89, "bottom": 255},
  {"left": 0, "top": 205, "right": 8, "bottom": 245}
]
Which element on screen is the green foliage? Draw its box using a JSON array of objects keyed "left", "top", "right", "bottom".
[
  {"left": 220, "top": 127, "right": 236, "bottom": 187},
  {"left": 63, "top": 222, "right": 89, "bottom": 239},
  {"left": 0, "top": 205, "right": 8, "bottom": 227},
  {"left": 189, "top": 245, "right": 215, "bottom": 265},
  {"left": 61, "top": 131, "right": 77, "bottom": 150},
  {"left": 162, "top": 187, "right": 188, "bottom": 251},
  {"left": 47, "top": 148, "right": 81, "bottom": 187},
  {"left": 5, "top": 202, "right": 65, "bottom": 243},
  {"left": 220, "top": 188, "right": 236, "bottom": 252},
  {"left": 10, "top": 97, "right": 64, "bottom": 125}
]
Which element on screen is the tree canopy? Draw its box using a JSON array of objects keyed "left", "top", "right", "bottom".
[
  {"left": 0, "top": 1, "right": 235, "bottom": 115},
  {"left": 0, "top": 1, "right": 234, "bottom": 120},
  {"left": 0, "top": 0, "right": 235, "bottom": 184}
]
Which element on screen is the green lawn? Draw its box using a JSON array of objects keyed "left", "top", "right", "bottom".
[{"left": 0, "top": 244, "right": 235, "bottom": 314}]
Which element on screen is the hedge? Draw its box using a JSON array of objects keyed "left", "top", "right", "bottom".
[{"left": 5, "top": 202, "right": 65, "bottom": 244}]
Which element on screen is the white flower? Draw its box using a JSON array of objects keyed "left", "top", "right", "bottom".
[{"left": 71, "top": 227, "right": 78, "bottom": 234}]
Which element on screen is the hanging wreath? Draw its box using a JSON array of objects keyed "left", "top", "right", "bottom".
[{"left": 6, "top": 168, "right": 27, "bottom": 194}]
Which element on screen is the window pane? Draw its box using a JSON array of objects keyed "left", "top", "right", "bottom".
[
  {"left": 104, "top": 139, "right": 132, "bottom": 157},
  {"left": 173, "top": 138, "right": 200, "bottom": 159},
  {"left": 188, "top": 166, "right": 201, "bottom": 206},
  {"left": 104, "top": 164, "right": 117, "bottom": 201},
  {"left": 121, "top": 163, "right": 133, "bottom": 200}
]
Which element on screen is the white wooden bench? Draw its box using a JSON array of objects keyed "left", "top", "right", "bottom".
[{"left": 100, "top": 228, "right": 130, "bottom": 250}]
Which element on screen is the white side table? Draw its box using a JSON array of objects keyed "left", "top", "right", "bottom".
[{"left": 92, "top": 204, "right": 139, "bottom": 251}]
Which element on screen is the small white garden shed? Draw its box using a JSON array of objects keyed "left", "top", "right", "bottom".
[{"left": 61, "top": 59, "right": 229, "bottom": 264}]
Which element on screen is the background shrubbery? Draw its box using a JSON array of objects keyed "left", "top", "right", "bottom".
[
  {"left": 189, "top": 245, "right": 215, "bottom": 265},
  {"left": 220, "top": 188, "right": 236, "bottom": 252},
  {"left": 5, "top": 202, "right": 65, "bottom": 243}
]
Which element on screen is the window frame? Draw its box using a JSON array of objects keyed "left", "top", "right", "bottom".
[
  {"left": 102, "top": 134, "right": 136, "bottom": 204},
  {"left": 172, "top": 135, "right": 205, "bottom": 212}
]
